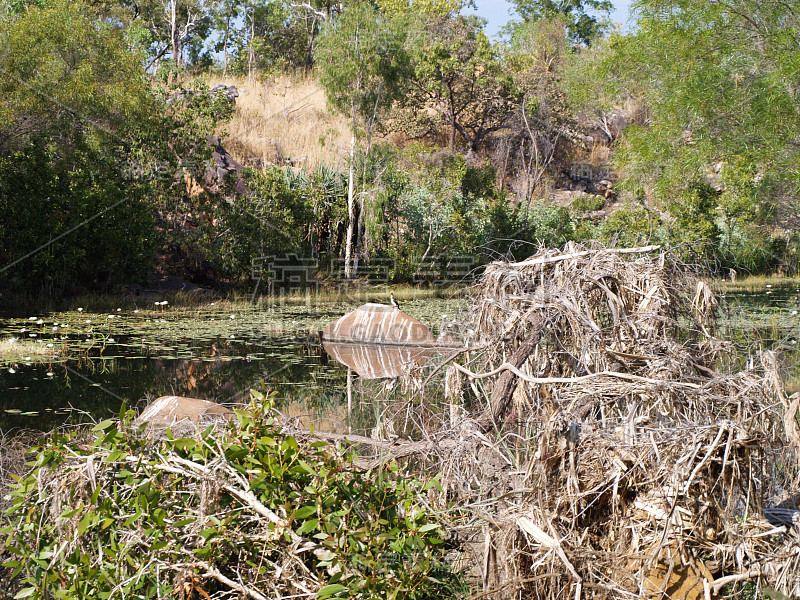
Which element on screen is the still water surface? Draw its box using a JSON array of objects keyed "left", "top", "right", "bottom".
[
  {"left": 1, "top": 286, "right": 800, "bottom": 433},
  {"left": 0, "top": 298, "right": 465, "bottom": 432}
]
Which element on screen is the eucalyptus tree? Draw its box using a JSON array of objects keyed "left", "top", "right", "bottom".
[
  {"left": 404, "top": 14, "right": 516, "bottom": 152},
  {"left": 0, "top": 0, "right": 160, "bottom": 293},
  {"left": 507, "top": 0, "right": 612, "bottom": 46},
  {"left": 501, "top": 16, "right": 574, "bottom": 204},
  {"left": 316, "top": 0, "right": 409, "bottom": 278}
]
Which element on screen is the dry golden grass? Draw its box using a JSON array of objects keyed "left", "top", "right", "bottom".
[{"left": 209, "top": 74, "right": 351, "bottom": 169}]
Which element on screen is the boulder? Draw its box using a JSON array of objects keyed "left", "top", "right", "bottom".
[
  {"left": 205, "top": 135, "right": 250, "bottom": 195},
  {"left": 135, "top": 396, "right": 234, "bottom": 431},
  {"left": 322, "top": 303, "right": 435, "bottom": 346},
  {"left": 210, "top": 84, "right": 239, "bottom": 104}
]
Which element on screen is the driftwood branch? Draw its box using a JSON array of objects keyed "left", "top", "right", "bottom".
[
  {"left": 200, "top": 562, "right": 272, "bottom": 600},
  {"left": 287, "top": 428, "right": 463, "bottom": 471},
  {"left": 483, "top": 325, "right": 543, "bottom": 427},
  {"left": 712, "top": 570, "right": 762, "bottom": 594},
  {"left": 454, "top": 362, "right": 702, "bottom": 390}
]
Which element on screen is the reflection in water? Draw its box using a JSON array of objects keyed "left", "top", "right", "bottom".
[
  {"left": 0, "top": 338, "right": 344, "bottom": 431},
  {"left": 322, "top": 342, "right": 433, "bottom": 379},
  {"left": 0, "top": 299, "right": 468, "bottom": 433}
]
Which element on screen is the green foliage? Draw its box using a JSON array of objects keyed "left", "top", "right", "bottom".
[
  {"left": 0, "top": 0, "right": 155, "bottom": 148},
  {"left": 226, "top": 0, "right": 317, "bottom": 75},
  {"left": 606, "top": 0, "right": 800, "bottom": 271},
  {"left": 0, "top": 0, "right": 160, "bottom": 295},
  {"left": 517, "top": 202, "right": 575, "bottom": 249},
  {"left": 666, "top": 183, "right": 720, "bottom": 252},
  {"left": 507, "top": 0, "right": 613, "bottom": 46},
  {"left": 207, "top": 167, "right": 317, "bottom": 282},
  {"left": 570, "top": 194, "right": 604, "bottom": 215},
  {"left": 0, "top": 138, "right": 155, "bottom": 294},
  {"left": 719, "top": 225, "right": 778, "bottom": 274},
  {"left": 377, "top": 0, "right": 466, "bottom": 18},
  {"left": 594, "top": 203, "right": 663, "bottom": 247},
  {"left": 3, "top": 391, "right": 460, "bottom": 598},
  {"left": 316, "top": 1, "right": 409, "bottom": 125},
  {"left": 394, "top": 146, "right": 514, "bottom": 263},
  {"left": 405, "top": 15, "right": 516, "bottom": 150}
]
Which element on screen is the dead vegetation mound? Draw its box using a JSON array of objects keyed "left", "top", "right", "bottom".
[{"left": 435, "top": 242, "right": 800, "bottom": 598}]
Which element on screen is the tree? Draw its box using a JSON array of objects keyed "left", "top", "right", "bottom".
[
  {"left": 501, "top": 16, "right": 573, "bottom": 204},
  {"left": 0, "top": 0, "right": 160, "bottom": 294},
  {"left": 508, "top": 0, "right": 612, "bottom": 46},
  {"left": 316, "top": 0, "right": 408, "bottom": 278},
  {"left": 596, "top": 0, "right": 800, "bottom": 269},
  {"left": 113, "top": 0, "right": 212, "bottom": 71},
  {"left": 377, "top": 0, "right": 466, "bottom": 17},
  {"left": 405, "top": 15, "right": 516, "bottom": 151}
]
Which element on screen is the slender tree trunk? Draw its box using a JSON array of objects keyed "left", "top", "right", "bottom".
[
  {"left": 449, "top": 103, "right": 456, "bottom": 150},
  {"left": 344, "top": 100, "right": 357, "bottom": 280},
  {"left": 222, "top": 5, "right": 232, "bottom": 77},
  {"left": 248, "top": 1, "right": 256, "bottom": 83},
  {"left": 170, "top": 1, "right": 181, "bottom": 65},
  {"left": 305, "top": 15, "right": 318, "bottom": 72}
]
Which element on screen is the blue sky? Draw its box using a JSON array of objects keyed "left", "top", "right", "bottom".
[{"left": 469, "top": 0, "right": 633, "bottom": 38}]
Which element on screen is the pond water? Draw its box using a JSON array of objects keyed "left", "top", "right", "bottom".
[
  {"left": 0, "top": 297, "right": 466, "bottom": 432},
  {"left": 1, "top": 284, "right": 799, "bottom": 433}
]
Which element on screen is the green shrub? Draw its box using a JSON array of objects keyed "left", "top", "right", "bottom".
[
  {"left": 207, "top": 167, "right": 316, "bottom": 282},
  {"left": 0, "top": 138, "right": 154, "bottom": 295},
  {"left": 719, "top": 225, "right": 779, "bottom": 274},
  {"left": 569, "top": 194, "right": 604, "bottom": 215},
  {"left": 517, "top": 202, "right": 576, "bottom": 249},
  {"left": 666, "top": 183, "right": 720, "bottom": 252},
  {"left": 2, "top": 392, "right": 460, "bottom": 599},
  {"left": 595, "top": 203, "right": 664, "bottom": 247}
]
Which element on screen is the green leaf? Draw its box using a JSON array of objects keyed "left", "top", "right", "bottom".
[
  {"left": 317, "top": 584, "right": 346, "bottom": 598},
  {"left": 296, "top": 519, "right": 319, "bottom": 535},
  {"left": 422, "top": 474, "right": 443, "bottom": 493},
  {"left": 105, "top": 450, "right": 127, "bottom": 463},
  {"left": 14, "top": 587, "right": 36, "bottom": 599},
  {"left": 297, "top": 460, "right": 317, "bottom": 476},
  {"left": 92, "top": 419, "right": 116, "bottom": 432},
  {"left": 418, "top": 523, "right": 439, "bottom": 533},
  {"left": 77, "top": 512, "right": 94, "bottom": 536},
  {"left": 293, "top": 506, "right": 317, "bottom": 520}
]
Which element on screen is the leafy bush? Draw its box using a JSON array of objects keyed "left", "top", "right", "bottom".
[
  {"left": 517, "top": 202, "right": 576, "bottom": 249},
  {"left": 569, "top": 194, "right": 604, "bottom": 215},
  {"left": 2, "top": 392, "right": 460, "bottom": 599},
  {"left": 595, "top": 203, "right": 664, "bottom": 247},
  {"left": 718, "top": 225, "right": 779, "bottom": 274},
  {"left": 206, "top": 167, "right": 316, "bottom": 283},
  {"left": 666, "top": 183, "right": 720, "bottom": 251},
  {"left": 0, "top": 138, "right": 155, "bottom": 295}
]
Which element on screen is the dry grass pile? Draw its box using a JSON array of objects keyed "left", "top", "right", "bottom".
[
  {"left": 209, "top": 74, "right": 350, "bottom": 169},
  {"left": 435, "top": 242, "right": 800, "bottom": 599}
]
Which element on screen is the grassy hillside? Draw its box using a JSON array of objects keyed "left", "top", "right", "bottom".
[{"left": 209, "top": 74, "right": 351, "bottom": 170}]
